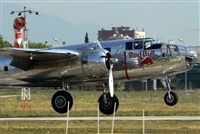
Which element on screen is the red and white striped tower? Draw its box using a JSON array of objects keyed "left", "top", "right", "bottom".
[
  {"left": 11, "top": 6, "right": 38, "bottom": 48},
  {"left": 13, "top": 16, "right": 26, "bottom": 48},
  {"left": 10, "top": 6, "right": 39, "bottom": 110}
]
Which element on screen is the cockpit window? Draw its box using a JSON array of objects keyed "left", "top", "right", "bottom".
[
  {"left": 127, "top": 39, "right": 154, "bottom": 50},
  {"left": 126, "top": 42, "right": 133, "bottom": 50},
  {"left": 144, "top": 41, "right": 152, "bottom": 49},
  {"left": 146, "top": 43, "right": 162, "bottom": 49},
  {"left": 134, "top": 41, "right": 143, "bottom": 49}
]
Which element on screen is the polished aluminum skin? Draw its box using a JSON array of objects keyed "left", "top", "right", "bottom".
[{"left": 0, "top": 38, "right": 197, "bottom": 87}]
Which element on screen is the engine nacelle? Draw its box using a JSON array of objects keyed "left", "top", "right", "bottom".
[{"left": 82, "top": 49, "right": 111, "bottom": 76}]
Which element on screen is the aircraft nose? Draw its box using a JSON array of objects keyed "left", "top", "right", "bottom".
[
  {"left": 186, "top": 47, "right": 198, "bottom": 59},
  {"left": 185, "top": 47, "right": 198, "bottom": 68}
]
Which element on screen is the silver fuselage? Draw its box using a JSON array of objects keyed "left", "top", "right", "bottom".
[{"left": 0, "top": 38, "right": 197, "bottom": 87}]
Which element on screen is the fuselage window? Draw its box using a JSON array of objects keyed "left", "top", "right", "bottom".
[
  {"left": 104, "top": 47, "right": 111, "bottom": 52},
  {"left": 169, "top": 45, "right": 179, "bottom": 57},
  {"left": 126, "top": 42, "right": 133, "bottom": 50},
  {"left": 134, "top": 41, "right": 143, "bottom": 49}
]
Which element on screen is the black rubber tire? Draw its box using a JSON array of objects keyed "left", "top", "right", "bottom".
[
  {"left": 164, "top": 91, "right": 178, "bottom": 106},
  {"left": 51, "top": 91, "right": 73, "bottom": 113},
  {"left": 98, "top": 93, "right": 119, "bottom": 115}
]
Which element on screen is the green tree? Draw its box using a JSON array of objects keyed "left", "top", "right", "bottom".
[
  {"left": 0, "top": 35, "right": 12, "bottom": 48},
  {"left": 27, "top": 41, "right": 50, "bottom": 48},
  {"left": 84, "top": 32, "right": 89, "bottom": 43},
  {"left": 114, "top": 82, "right": 124, "bottom": 91},
  {"left": 0, "top": 35, "right": 50, "bottom": 48}
]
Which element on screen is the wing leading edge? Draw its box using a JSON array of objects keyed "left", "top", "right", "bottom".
[{"left": 0, "top": 48, "right": 79, "bottom": 71}]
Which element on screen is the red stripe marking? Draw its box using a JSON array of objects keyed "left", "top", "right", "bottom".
[
  {"left": 15, "top": 33, "right": 22, "bottom": 38},
  {"left": 124, "top": 51, "right": 130, "bottom": 80},
  {"left": 14, "top": 42, "right": 21, "bottom": 48}
]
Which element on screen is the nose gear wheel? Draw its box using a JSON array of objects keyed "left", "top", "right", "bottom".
[{"left": 164, "top": 91, "right": 178, "bottom": 106}]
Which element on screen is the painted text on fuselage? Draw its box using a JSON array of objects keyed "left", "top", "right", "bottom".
[{"left": 129, "top": 50, "right": 155, "bottom": 58}]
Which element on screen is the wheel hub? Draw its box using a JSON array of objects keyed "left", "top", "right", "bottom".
[
  {"left": 55, "top": 96, "right": 66, "bottom": 109},
  {"left": 102, "top": 100, "right": 112, "bottom": 109},
  {"left": 166, "top": 95, "right": 174, "bottom": 103}
]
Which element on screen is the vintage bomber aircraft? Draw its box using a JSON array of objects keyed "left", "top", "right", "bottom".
[{"left": 0, "top": 38, "right": 197, "bottom": 115}]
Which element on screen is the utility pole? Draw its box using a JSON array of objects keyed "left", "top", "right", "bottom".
[{"left": 178, "top": 38, "right": 188, "bottom": 96}]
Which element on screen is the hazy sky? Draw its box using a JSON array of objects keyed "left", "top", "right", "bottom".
[{"left": 1, "top": 0, "right": 200, "bottom": 45}]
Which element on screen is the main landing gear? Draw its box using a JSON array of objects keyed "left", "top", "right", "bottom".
[
  {"left": 163, "top": 77, "right": 178, "bottom": 106},
  {"left": 51, "top": 81, "right": 73, "bottom": 113},
  {"left": 98, "top": 83, "right": 119, "bottom": 115},
  {"left": 51, "top": 82, "right": 119, "bottom": 115}
]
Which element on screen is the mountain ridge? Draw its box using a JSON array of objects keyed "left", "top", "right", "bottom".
[{"left": 1, "top": 3, "right": 102, "bottom": 46}]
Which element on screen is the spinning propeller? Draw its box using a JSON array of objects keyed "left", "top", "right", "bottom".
[{"left": 96, "top": 40, "right": 114, "bottom": 97}]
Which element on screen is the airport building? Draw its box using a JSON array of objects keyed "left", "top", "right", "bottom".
[{"left": 98, "top": 26, "right": 145, "bottom": 41}]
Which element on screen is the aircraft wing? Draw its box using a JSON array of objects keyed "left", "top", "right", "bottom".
[{"left": 0, "top": 48, "right": 79, "bottom": 70}]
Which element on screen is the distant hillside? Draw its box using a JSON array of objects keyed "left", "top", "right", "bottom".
[{"left": 1, "top": 3, "right": 102, "bottom": 46}]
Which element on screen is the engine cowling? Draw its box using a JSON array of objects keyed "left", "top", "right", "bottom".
[{"left": 82, "top": 49, "right": 111, "bottom": 76}]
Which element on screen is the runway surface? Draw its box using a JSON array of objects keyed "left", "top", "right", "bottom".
[{"left": 1, "top": 116, "right": 199, "bottom": 121}]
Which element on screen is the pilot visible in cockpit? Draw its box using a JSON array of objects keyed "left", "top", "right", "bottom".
[{"left": 134, "top": 42, "right": 143, "bottom": 49}]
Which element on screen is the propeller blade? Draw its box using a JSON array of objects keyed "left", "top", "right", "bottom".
[
  {"left": 96, "top": 40, "right": 114, "bottom": 97},
  {"left": 96, "top": 40, "right": 106, "bottom": 54},
  {"left": 109, "top": 64, "right": 114, "bottom": 97},
  {"left": 112, "top": 44, "right": 123, "bottom": 58}
]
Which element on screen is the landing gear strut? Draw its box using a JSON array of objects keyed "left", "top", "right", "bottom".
[
  {"left": 163, "top": 77, "right": 178, "bottom": 106},
  {"left": 98, "top": 83, "right": 119, "bottom": 115},
  {"left": 51, "top": 81, "right": 73, "bottom": 113}
]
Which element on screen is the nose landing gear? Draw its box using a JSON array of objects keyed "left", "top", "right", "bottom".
[
  {"left": 164, "top": 91, "right": 178, "bottom": 106},
  {"left": 162, "top": 77, "right": 178, "bottom": 106}
]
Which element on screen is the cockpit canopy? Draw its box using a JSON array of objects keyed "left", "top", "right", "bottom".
[{"left": 125, "top": 38, "right": 155, "bottom": 50}]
